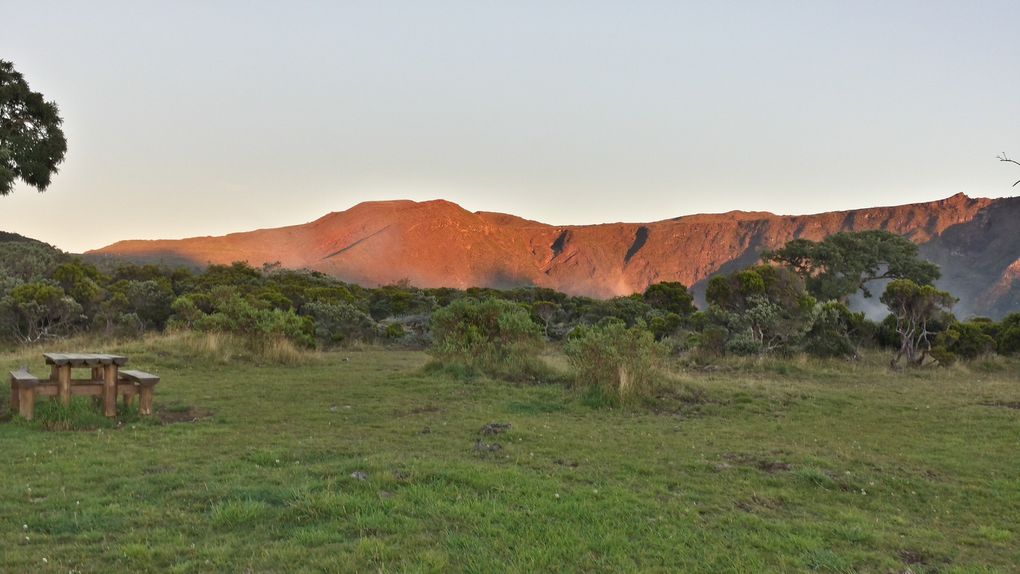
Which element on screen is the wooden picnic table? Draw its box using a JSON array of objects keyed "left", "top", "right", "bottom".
[
  {"left": 43, "top": 353, "right": 129, "bottom": 417},
  {"left": 9, "top": 353, "right": 161, "bottom": 421}
]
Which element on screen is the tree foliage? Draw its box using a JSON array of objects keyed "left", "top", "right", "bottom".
[
  {"left": 642, "top": 282, "right": 695, "bottom": 316},
  {"left": 764, "top": 230, "right": 940, "bottom": 302},
  {"left": 706, "top": 265, "right": 816, "bottom": 355},
  {"left": 0, "top": 60, "right": 67, "bottom": 195}
]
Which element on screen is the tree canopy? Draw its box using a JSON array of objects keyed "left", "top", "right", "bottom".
[
  {"left": 763, "top": 230, "right": 940, "bottom": 302},
  {"left": 0, "top": 60, "right": 67, "bottom": 196}
]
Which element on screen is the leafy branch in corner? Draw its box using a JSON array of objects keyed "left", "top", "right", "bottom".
[{"left": 998, "top": 153, "right": 1020, "bottom": 187}]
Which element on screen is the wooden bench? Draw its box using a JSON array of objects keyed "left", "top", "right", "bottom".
[
  {"left": 8, "top": 367, "right": 160, "bottom": 420},
  {"left": 118, "top": 370, "right": 161, "bottom": 416},
  {"left": 9, "top": 369, "right": 41, "bottom": 420}
]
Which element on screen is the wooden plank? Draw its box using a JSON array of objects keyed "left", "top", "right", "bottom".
[
  {"left": 63, "top": 353, "right": 101, "bottom": 366},
  {"left": 35, "top": 383, "right": 58, "bottom": 396},
  {"left": 119, "top": 370, "right": 160, "bottom": 386},
  {"left": 9, "top": 369, "right": 40, "bottom": 385},
  {"left": 43, "top": 353, "right": 128, "bottom": 366},
  {"left": 36, "top": 382, "right": 138, "bottom": 397},
  {"left": 43, "top": 352, "right": 69, "bottom": 366},
  {"left": 89, "top": 353, "right": 128, "bottom": 366}
]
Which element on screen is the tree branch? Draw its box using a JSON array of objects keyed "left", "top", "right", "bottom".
[{"left": 998, "top": 154, "right": 1020, "bottom": 187}]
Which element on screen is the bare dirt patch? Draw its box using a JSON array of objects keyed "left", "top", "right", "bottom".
[
  {"left": 155, "top": 405, "right": 215, "bottom": 424},
  {"left": 480, "top": 422, "right": 512, "bottom": 435},
  {"left": 981, "top": 401, "right": 1020, "bottom": 410},
  {"left": 720, "top": 452, "right": 793, "bottom": 474}
]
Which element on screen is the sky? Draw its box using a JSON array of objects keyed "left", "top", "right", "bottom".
[{"left": 2, "top": 0, "right": 1019, "bottom": 253}]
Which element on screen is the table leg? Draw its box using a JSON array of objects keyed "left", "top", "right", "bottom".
[
  {"left": 10, "top": 379, "right": 19, "bottom": 414},
  {"left": 139, "top": 385, "right": 154, "bottom": 416},
  {"left": 58, "top": 365, "right": 71, "bottom": 406},
  {"left": 19, "top": 386, "right": 35, "bottom": 420},
  {"left": 103, "top": 364, "right": 118, "bottom": 417}
]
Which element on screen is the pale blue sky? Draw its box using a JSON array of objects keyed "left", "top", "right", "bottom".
[{"left": 2, "top": 1, "right": 1019, "bottom": 252}]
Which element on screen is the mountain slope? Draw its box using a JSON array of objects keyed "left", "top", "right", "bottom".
[{"left": 89, "top": 193, "right": 1020, "bottom": 318}]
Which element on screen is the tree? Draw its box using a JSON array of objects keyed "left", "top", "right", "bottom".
[
  {"left": 530, "top": 300, "right": 559, "bottom": 337},
  {"left": 764, "top": 231, "right": 940, "bottom": 302},
  {"left": 0, "top": 282, "right": 83, "bottom": 342},
  {"left": 642, "top": 281, "right": 696, "bottom": 316},
  {"left": 880, "top": 279, "right": 956, "bottom": 367},
  {"left": 0, "top": 60, "right": 67, "bottom": 195},
  {"left": 705, "top": 265, "right": 816, "bottom": 355}
]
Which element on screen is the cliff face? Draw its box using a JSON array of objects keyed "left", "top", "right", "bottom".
[{"left": 88, "top": 193, "right": 1020, "bottom": 318}]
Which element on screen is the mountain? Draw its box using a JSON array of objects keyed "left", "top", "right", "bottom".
[{"left": 88, "top": 193, "right": 1020, "bottom": 318}]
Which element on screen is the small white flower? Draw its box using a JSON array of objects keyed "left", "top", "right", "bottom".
[
  {"left": 23, "top": 524, "right": 27, "bottom": 530},
  {"left": 42, "top": 558, "right": 47, "bottom": 563},
  {"left": 554, "top": 493, "right": 560, "bottom": 499}
]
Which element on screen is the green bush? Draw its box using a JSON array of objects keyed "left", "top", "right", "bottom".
[
  {"left": 998, "top": 313, "right": 1020, "bottom": 356},
  {"left": 429, "top": 298, "right": 546, "bottom": 380},
  {"left": 565, "top": 321, "right": 662, "bottom": 405},
  {"left": 186, "top": 291, "right": 314, "bottom": 350},
  {"left": 932, "top": 321, "right": 998, "bottom": 365},
  {"left": 302, "top": 300, "right": 378, "bottom": 346},
  {"left": 803, "top": 302, "right": 868, "bottom": 359}
]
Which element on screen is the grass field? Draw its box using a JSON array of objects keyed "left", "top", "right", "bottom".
[{"left": 1, "top": 336, "right": 1018, "bottom": 573}]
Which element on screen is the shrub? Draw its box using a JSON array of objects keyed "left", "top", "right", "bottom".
[
  {"left": 429, "top": 298, "right": 546, "bottom": 380},
  {"left": 189, "top": 292, "right": 315, "bottom": 351},
  {"left": 998, "top": 313, "right": 1020, "bottom": 356},
  {"left": 302, "top": 300, "right": 378, "bottom": 346},
  {"left": 932, "top": 321, "right": 997, "bottom": 365},
  {"left": 704, "top": 266, "right": 816, "bottom": 356},
  {"left": 802, "top": 302, "right": 868, "bottom": 359},
  {"left": 694, "top": 324, "right": 729, "bottom": 357},
  {"left": 565, "top": 321, "right": 662, "bottom": 405}
]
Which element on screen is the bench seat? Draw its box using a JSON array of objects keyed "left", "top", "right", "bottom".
[
  {"left": 118, "top": 370, "right": 160, "bottom": 415},
  {"left": 10, "top": 369, "right": 41, "bottom": 420},
  {"left": 119, "top": 370, "right": 160, "bottom": 386}
]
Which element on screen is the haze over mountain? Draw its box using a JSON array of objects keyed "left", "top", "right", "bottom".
[{"left": 88, "top": 193, "right": 1020, "bottom": 318}]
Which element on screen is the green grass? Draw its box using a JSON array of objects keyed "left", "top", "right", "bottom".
[{"left": 1, "top": 338, "right": 1019, "bottom": 572}]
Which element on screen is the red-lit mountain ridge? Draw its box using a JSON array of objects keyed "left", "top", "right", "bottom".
[{"left": 88, "top": 193, "right": 1020, "bottom": 318}]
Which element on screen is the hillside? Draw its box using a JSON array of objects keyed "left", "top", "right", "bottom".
[{"left": 88, "top": 193, "right": 1020, "bottom": 318}]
